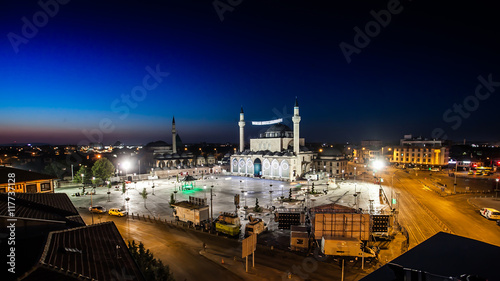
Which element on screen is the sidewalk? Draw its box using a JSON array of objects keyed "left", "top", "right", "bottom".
[
  {"left": 468, "top": 196, "right": 500, "bottom": 210},
  {"left": 198, "top": 248, "right": 301, "bottom": 281}
]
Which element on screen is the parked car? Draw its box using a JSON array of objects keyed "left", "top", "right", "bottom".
[
  {"left": 480, "top": 208, "right": 500, "bottom": 220},
  {"left": 108, "top": 208, "right": 127, "bottom": 217},
  {"left": 89, "top": 206, "right": 106, "bottom": 214}
]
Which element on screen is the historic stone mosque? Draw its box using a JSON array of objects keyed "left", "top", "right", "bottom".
[{"left": 230, "top": 99, "right": 314, "bottom": 181}]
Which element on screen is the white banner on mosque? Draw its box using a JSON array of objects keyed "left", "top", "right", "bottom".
[{"left": 251, "top": 118, "right": 283, "bottom": 125}]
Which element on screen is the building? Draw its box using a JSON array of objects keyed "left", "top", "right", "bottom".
[
  {"left": 230, "top": 99, "right": 315, "bottom": 181},
  {"left": 390, "top": 135, "right": 450, "bottom": 168},
  {"left": 0, "top": 193, "right": 145, "bottom": 280},
  {"left": 148, "top": 117, "right": 223, "bottom": 177},
  {"left": 0, "top": 166, "right": 57, "bottom": 193},
  {"left": 312, "top": 148, "right": 348, "bottom": 178}
]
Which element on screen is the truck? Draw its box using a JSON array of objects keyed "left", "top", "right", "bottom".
[
  {"left": 215, "top": 212, "right": 240, "bottom": 236},
  {"left": 245, "top": 215, "right": 266, "bottom": 236},
  {"left": 321, "top": 237, "right": 377, "bottom": 258},
  {"left": 172, "top": 198, "right": 209, "bottom": 226}
]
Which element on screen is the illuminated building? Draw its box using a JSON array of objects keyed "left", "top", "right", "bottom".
[{"left": 230, "top": 99, "right": 315, "bottom": 180}]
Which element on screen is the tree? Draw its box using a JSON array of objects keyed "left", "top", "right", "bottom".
[
  {"left": 141, "top": 188, "right": 148, "bottom": 208},
  {"left": 74, "top": 166, "right": 92, "bottom": 184},
  {"left": 289, "top": 188, "right": 292, "bottom": 200},
  {"left": 169, "top": 193, "right": 175, "bottom": 207},
  {"left": 128, "top": 240, "right": 175, "bottom": 281},
  {"left": 43, "top": 161, "right": 67, "bottom": 179},
  {"left": 311, "top": 182, "right": 315, "bottom": 194},
  {"left": 92, "top": 158, "right": 115, "bottom": 183},
  {"left": 253, "top": 198, "right": 262, "bottom": 212}
]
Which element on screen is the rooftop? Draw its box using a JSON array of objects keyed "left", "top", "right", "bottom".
[
  {"left": 0, "top": 166, "right": 57, "bottom": 184},
  {"left": 21, "top": 222, "right": 145, "bottom": 281}
]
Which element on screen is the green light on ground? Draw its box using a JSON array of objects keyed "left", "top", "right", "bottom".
[{"left": 181, "top": 188, "right": 204, "bottom": 194}]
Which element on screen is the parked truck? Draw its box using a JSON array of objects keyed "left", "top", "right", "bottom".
[
  {"left": 172, "top": 197, "right": 209, "bottom": 226},
  {"left": 321, "top": 237, "right": 377, "bottom": 258},
  {"left": 245, "top": 215, "right": 266, "bottom": 236},
  {"left": 215, "top": 212, "right": 240, "bottom": 236}
]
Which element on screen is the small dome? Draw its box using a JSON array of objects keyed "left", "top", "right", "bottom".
[
  {"left": 165, "top": 154, "right": 173, "bottom": 159},
  {"left": 173, "top": 153, "right": 180, "bottom": 158}
]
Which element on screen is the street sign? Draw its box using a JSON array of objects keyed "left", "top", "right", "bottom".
[{"left": 241, "top": 233, "right": 257, "bottom": 258}]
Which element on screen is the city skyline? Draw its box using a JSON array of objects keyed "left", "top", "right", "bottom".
[{"left": 1, "top": 1, "right": 499, "bottom": 145}]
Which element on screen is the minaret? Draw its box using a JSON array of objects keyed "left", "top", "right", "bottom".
[
  {"left": 292, "top": 98, "right": 301, "bottom": 156},
  {"left": 172, "top": 116, "right": 177, "bottom": 154},
  {"left": 238, "top": 107, "right": 245, "bottom": 152}
]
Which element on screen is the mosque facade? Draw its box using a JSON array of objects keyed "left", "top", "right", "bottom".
[{"left": 230, "top": 99, "right": 315, "bottom": 181}]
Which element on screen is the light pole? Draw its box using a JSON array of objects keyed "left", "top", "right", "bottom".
[
  {"left": 453, "top": 160, "right": 458, "bottom": 193},
  {"left": 496, "top": 178, "right": 499, "bottom": 198}
]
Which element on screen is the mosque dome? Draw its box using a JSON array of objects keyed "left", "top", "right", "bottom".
[{"left": 260, "top": 123, "right": 293, "bottom": 138}]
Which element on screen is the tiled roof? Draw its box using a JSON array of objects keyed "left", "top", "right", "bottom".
[
  {"left": 0, "top": 193, "right": 84, "bottom": 226},
  {"left": 23, "top": 222, "right": 145, "bottom": 281},
  {"left": 0, "top": 167, "right": 57, "bottom": 184}
]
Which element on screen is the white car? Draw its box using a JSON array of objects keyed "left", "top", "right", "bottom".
[
  {"left": 108, "top": 208, "right": 127, "bottom": 217},
  {"left": 480, "top": 208, "right": 500, "bottom": 220}
]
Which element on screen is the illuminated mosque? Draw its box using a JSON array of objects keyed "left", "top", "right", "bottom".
[{"left": 230, "top": 99, "right": 315, "bottom": 181}]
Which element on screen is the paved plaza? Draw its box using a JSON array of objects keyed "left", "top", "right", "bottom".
[{"left": 57, "top": 175, "right": 392, "bottom": 228}]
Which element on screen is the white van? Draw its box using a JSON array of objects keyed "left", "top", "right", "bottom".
[{"left": 480, "top": 208, "right": 500, "bottom": 220}]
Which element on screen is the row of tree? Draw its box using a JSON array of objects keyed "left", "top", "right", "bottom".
[{"left": 73, "top": 158, "right": 115, "bottom": 185}]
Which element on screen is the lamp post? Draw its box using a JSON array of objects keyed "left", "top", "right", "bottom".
[
  {"left": 453, "top": 161, "right": 458, "bottom": 194},
  {"left": 496, "top": 178, "right": 499, "bottom": 198}
]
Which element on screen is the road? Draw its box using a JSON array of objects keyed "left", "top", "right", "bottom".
[
  {"left": 79, "top": 211, "right": 376, "bottom": 281},
  {"left": 386, "top": 168, "right": 500, "bottom": 248}
]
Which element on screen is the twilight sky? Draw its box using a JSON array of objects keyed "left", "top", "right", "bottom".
[{"left": 1, "top": 1, "right": 499, "bottom": 145}]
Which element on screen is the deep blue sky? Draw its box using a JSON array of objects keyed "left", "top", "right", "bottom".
[{"left": 1, "top": 1, "right": 499, "bottom": 145}]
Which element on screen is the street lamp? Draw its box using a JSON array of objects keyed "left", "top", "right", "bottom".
[
  {"left": 453, "top": 160, "right": 458, "bottom": 194},
  {"left": 496, "top": 178, "right": 499, "bottom": 198}
]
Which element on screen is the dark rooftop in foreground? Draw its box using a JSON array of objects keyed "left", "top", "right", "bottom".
[
  {"left": 361, "top": 232, "right": 500, "bottom": 281},
  {"left": 0, "top": 193, "right": 84, "bottom": 225},
  {"left": 21, "top": 222, "right": 145, "bottom": 281},
  {"left": 0, "top": 166, "right": 57, "bottom": 184}
]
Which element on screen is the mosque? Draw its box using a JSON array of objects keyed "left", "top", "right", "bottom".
[
  {"left": 151, "top": 117, "right": 216, "bottom": 169},
  {"left": 230, "top": 99, "right": 315, "bottom": 181}
]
